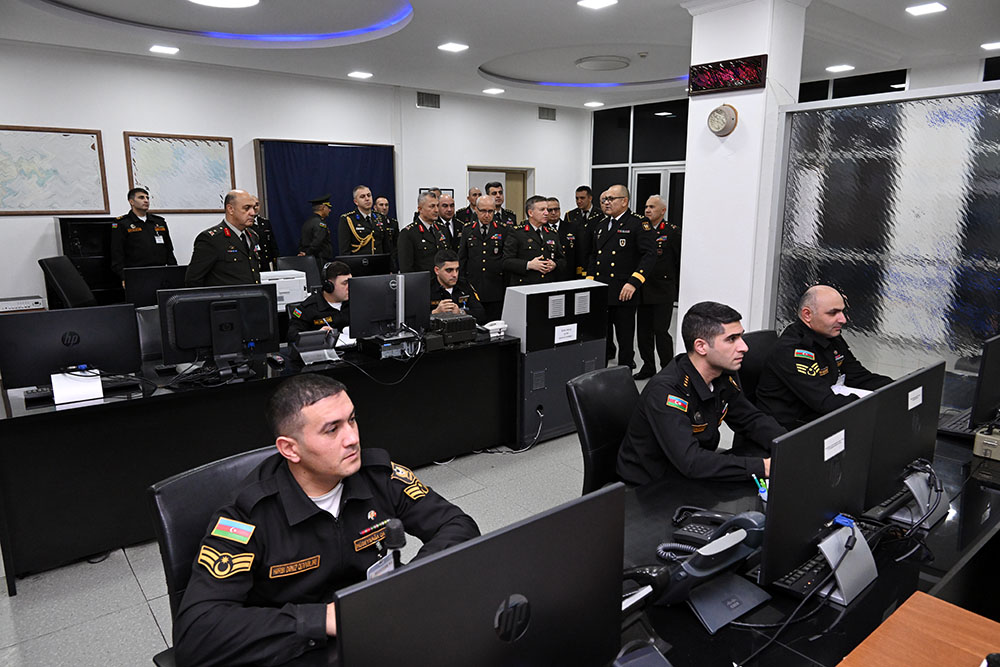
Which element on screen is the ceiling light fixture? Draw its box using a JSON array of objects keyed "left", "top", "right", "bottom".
[
  {"left": 905, "top": 2, "right": 946, "bottom": 16},
  {"left": 654, "top": 111, "right": 674, "bottom": 117},
  {"left": 826, "top": 64, "right": 855, "bottom": 73},
  {"left": 149, "top": 45, "right": 179, "bottom": 55},
  {"left": 584, "top": 101, "right": 605, "bottom": 108},
  {"left": 188, "top": 0, "right": 259, "bottom": 8},
  {"left": 577, "top": 0, "right": 617, "bottom": 8},
  {"left": 483, "top": 88, "right": 505, "bottom": 95},
  {"left": 982, "top": 42, "right": 1000, "bottom": 51},
  {"left": 348, "top": 71, "right": 374, "bottom": 79},
  {"left": 438, "top": 42, "right": 469, "bottom": 53}
]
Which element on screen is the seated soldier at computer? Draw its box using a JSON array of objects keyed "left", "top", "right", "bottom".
[
  {"left": 287, "top": 261, "right": 352, "bottom": 343},
  {"left": 756, "top": 284, "right": 892, "bottom": 430},
  {"left": 430, "top": 250, "right": 487, "bottom": 325},
  {"left": 174, "top": 374, "right": 480, "bottom": 667},
  {"left": 617, "top": 301, "right": 786, "bottom": 485}
]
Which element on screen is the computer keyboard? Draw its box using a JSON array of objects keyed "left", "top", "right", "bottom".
[
  {"left": 23, "top": 376, "right": 144, "bottom": 407},
  {"left": 861, "top": 487, "right": 911, "bottom": 522},
  {"left": 772, "top": 519, "right": 883, "bottom": 599},
  {"left": 937, "top": 408, "right": 975, "bottom": 438}
]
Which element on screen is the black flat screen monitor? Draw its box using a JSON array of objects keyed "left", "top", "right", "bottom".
[
  {"left": 334, "top": 253, "right": 391, "bottom": 277},
  {"left": 0, "top": 304, "right": 141, "bottom": 389},
  {"left": 970, "top": 334, "right": 1000, "bottom": 428},
  {"left": 334, "top": 484, "right": 625, "bottom": 667},
  {"left": 865, "top": 362, "right": 945, "bottom": 510},
  {"left": 348, "top": 272, "right": 431, "bottom": 338},
  {"left": 157, "top": 284, "right": 279, "bottom": 365},
  {"left": 401, "top": 270, "right": 431, "bottom": 333},
  {"left": 123, "top": 265, "right": 188, "bottom": 307},
  {"left": 759, "top": 395, "right": 878, "bottom": 586}
]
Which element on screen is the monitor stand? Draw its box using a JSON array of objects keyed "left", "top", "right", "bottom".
[
  {"left": 888, "top": 470, "right": 948, "bottom": 529},
  {"left": 210, "top": 300, "right": 252, "bottom": 381},
  {"left": 816, "top": 525, "right": 877, "bottom": 606}
]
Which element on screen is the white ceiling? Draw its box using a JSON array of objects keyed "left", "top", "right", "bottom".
[{"left": 1, "top": 0, "right": 998, "bottom": 110}]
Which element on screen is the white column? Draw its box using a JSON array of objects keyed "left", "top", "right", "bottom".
[{"left": 677, "top": 0, "right": 809, "bottom": 329}]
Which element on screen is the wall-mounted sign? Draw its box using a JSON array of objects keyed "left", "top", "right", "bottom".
[{"left": 688, "top": 55, "right": 768, "bottom": 96}]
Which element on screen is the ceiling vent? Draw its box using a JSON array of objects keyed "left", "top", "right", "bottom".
[
  {"left": 538, "top": 106, "right": 557, "bottom": 121},
  {"left": 417, "top": 92, "right": 441, "bottom": 109}
]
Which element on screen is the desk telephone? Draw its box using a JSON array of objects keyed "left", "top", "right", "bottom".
[{"left": 671, "top": 506, "right": 733, "bottom": 547}]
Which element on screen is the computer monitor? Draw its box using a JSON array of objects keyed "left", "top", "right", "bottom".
[
  {"left": 157, "top": 284, "right": 279, "bottom": 367},
  {"left": 758, "top": 395, "right": 878, "bottom": 586},
  {"left": 348, "top": 272, "right": 431, "bottom": 338},
  {"left": 864, "top": 362, "right": 945, "bottom": 510},
  {"left": 401, "top": 270, "right": 431, "bottom": 333},
  {"left": 969, "top": 334, "right": 1000, "bottom": 428},
  {"left": 334, "top": 484, "right": 625, "bottom": 667},
  {"left": 333, "top": 253, "right": 391, "bottom": 277},
  {"left": 0, "top": 305, "right": 141, "bottom": 389},
  {"left": 123, "top": 265, "right": 188, "bottom": 307}
]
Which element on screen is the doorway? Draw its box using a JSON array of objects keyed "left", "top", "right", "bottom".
[
  {"left": 468, "top": 167, "right": 534, "bottom": 220},
  {"left": 631, "top": 165, "right": 685, "bottom": 228}
]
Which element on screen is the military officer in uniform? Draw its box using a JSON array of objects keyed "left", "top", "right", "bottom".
[
  {"left": 437, "top": 192, "right": 463, "bottom": 253},
  {"left": 545, "top": 196, "right": 580, "bottom": 280},
  {"left": 110, "top": 187, "right": 177, "bottom": 282},
  {"left": 635, "top": 195, "right": 682, "bottom": 380},
  {"left": 339, "top": 185, "right": 389, "bottom": 256},
  {"left": 174, "top": 374, "right": 480, "bottom": 667},
  {"left": 566, "top": 185, "right": 603, "bottom": 274},
  {"left": 253, "top": 214, "right": 280, "bottom": 272},
  {"left": 287, "top": 261, "right": 352, "bottom": 343},
  {"left": 430, "top": 250, "right": 487, "bottom": 325},
  {"left": 586, "top": 184, "right": 656, "bottom": 369},
  {"left": 455, "top": 186, "right": 482, "bottom": 225},
  {"left": 485, "top": 181, "right": 518, "bottom": 227},
  {"left": 458, "top": 195, "right": 506, "bottom": 322},
  {"left": 617, "top": 302, "right": 784, "bottom": 484},
  {"left": 756, "top": 285, "right": 892, "bottom": 429},
  {"left": 297, "top": 195, "right": 333, "bottom": 266},
  {"left": 398, "top": 191, "right": 449, "bottom": 273},
  {"left": 374, "top": 195, "right": 399, "bottom": 269},
  {"left": 502, "top": 195, "right": 566, "bottom": 286},
  {"left": 185, "top": 189, "right": 262, "bottom": 287}
]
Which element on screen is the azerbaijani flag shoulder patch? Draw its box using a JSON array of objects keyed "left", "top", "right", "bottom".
[
  {"left": 291, "top": 307, "right": 303, "bottom": 319},
  {"left": 666, "top": 395, "right": 689, "bottom": 412},
  {"left": 211, "top": 517, "right": 256, "bottom": 545},
  {"left": 793, "top": 349, "right": 815, "bottom": 361}
]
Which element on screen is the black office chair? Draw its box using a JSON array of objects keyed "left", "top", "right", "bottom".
[
  {"left": 739, "top": 329, "right": 779, "bottom": 407},
  {"left": 146, "top": 446, "right": 274, "bottom": 666},
  {"left": 276, "top": 255, "right": 322, "bottom": 292},
  {"left": 37, "top": 256, "right": 97, "bottom": 308},
  {"left": 566, "top": 365, "right": 639, "bottom": 495}
]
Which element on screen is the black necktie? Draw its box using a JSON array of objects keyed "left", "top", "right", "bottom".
[{"left": 241, "top": 232, "right": 252, "bottom": 254}]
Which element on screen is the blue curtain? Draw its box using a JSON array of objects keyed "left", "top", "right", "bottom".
[{"left": 259, "top": 141, "right": 396, "bottom": 257}]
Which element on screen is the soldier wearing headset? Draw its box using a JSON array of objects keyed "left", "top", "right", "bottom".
[{"left": 287, "top": 261, "right": 352, "bottom": 343}]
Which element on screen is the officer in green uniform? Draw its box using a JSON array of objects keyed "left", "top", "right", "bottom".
[
  {"left": 398, "top": 191, "right": 449, "bottom": 273},
  {"left": 287, "top": 261, "right": 352, "bottom": 342},
  {"left": 297, "top": 195, "right": 333, "bottom": 265},
  {"left": 503, "top": 195, "right": 566, "bottom": 286},
  {"left": 185, "top": 189, "right": 262, "bottom": 287},
  {"left": 455, "top": 186, "right": 482, "bottom": 225},
  {"left": 458, "top": 195, "right": 506, "bottom": 322},
  {"left": 338, "top": 185, "right": 389, "bottom": 256},
  {"left": 485, "top": 181, "right": 518, "bottom": 227},
  {"left": 110, "top": 187, "right": 177, "bottom": 281},
  {"left": 373, "top": 195, "right": 399, "bottom": 269},
  {"left": 546, "top": 196, "right": 581, "bottom": 280}
]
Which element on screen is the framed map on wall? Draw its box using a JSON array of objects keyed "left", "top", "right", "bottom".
[
  {"left": 0, "top": 125, "right": 109, "bottom": 216},
  {"left": 124, "top": 132, "right": 236, "bottom": 213}
]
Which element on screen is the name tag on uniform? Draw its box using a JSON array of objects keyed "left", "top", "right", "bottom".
[
  {"left": 155, "top": 236, "right": 165, "bottom": 244},
  {"left": 366, "top": 552, "right": 395, "bottom": 580}
]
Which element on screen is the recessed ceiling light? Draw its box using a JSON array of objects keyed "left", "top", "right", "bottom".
[
  {"left": 438, "top": 42, "right": 469, "bottom": 53},
  {"left": 188, "top": 0, "right": 259, "bottom": 7},
  {"left": 584, "top": 101, "right": 605, "bottom": 108},
  {"left": 826, "top": 64, "right": 855, "bottom": 73},
  {"left": 890, "top": 83, "right": 907, "bottom": 89},
  {"left": 348, "top": 71, "right": 374, "bottom": 79},
  {"left": 149, "top": 45, "right": 179, "bottom": 55},
  {"left": 983, "top": 42, "right": 1000, "bottom": 51},
  {"left": 905, "top": 2, "right": 946, "bottom": 16},
  {"left": 483, "top": 88, "right": 505, "bottom": 95},
  {"left": 654, "top": 111, "right": 674, "bottom": 117},
  {"left": 577, "top": 0, "right": 617, "bottom": 8}
]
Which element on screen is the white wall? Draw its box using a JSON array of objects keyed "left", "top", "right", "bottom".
[
  {"left": 908, "top": 60, "right": 985, "bottom": 91},
  {"left": 0, "top": 40, "right": 589, "bottom": 299}
]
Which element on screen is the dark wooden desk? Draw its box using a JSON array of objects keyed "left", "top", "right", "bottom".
[
  {"left": 624, "top": 437, "right": 1000, "bottom": 666},
  {"left": 0, "top": 337, "right": 519, "bottom": 594}
]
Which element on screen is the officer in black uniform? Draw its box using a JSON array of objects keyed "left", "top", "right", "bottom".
[
  {"left": 287, "top": 261, "right": 352, "bottom": 342},
  {"left": 174, "top": 374, "right": 479, "bottom": 667},
  {"left": 185, "top": 189, "right": 262, "bottom": 287},
  {"left": 373, "top": 195, "right": 399, "bottom": 269},
  {"left": 298, "top": 195, "right": 333, "bottom": 265},
  {"left": 437, "top": 192, "right": 463, "bottom": 253},
  {"left": 458, "top": 195, "right": 506, "bottom": 322},
  {"left": 253, "top": 215, "right": 280, "bottom": 272},
  {"left": 109, "top": 187, "right": 177, "bottom": 281},
  {"left": 635, "top": 195, "right": 682, "bottom": 380},
  {"left": 398, "top": 191, "right": 449, "bottom": 273},
  {"left": 455, "top": 186, "right": 482, "bottom": 225},
  {"left": 502, "top": 195, "right": 566, "bottom": 286},
  {"left": 485, "top": 181, "right": 518, "bottom": 227},
  {"left": 566, "top": 185, "right": 603, "bottom": 274},
  {"left": 586, "top": 185, "right": 656, "bottom": 369},
  {"left": 338, "top": 185, "right": 390, "bottom": 256},
  {"left": 545, "top": 196, "right": 581, "bottom": 280},
  {"left": 756, "top": 285, "right": 892, "bottom": 430},
  {"left": 617, "top": 302, "right": 785, "bottom": 485},
  {"left": 430, "top": 250, "right": 487, "bottom": 325}
]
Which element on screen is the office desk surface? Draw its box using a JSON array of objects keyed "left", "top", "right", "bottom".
[
  {"left": 840, "top": 591, "right": 1000, "bottom": 667},
  {"left": 624, "top": 437, "right": 1000, "bottom": 667}
]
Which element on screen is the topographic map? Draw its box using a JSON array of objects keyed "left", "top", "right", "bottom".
[{"left": 127, "top": 134, "right": 234, "bottom": 212}]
